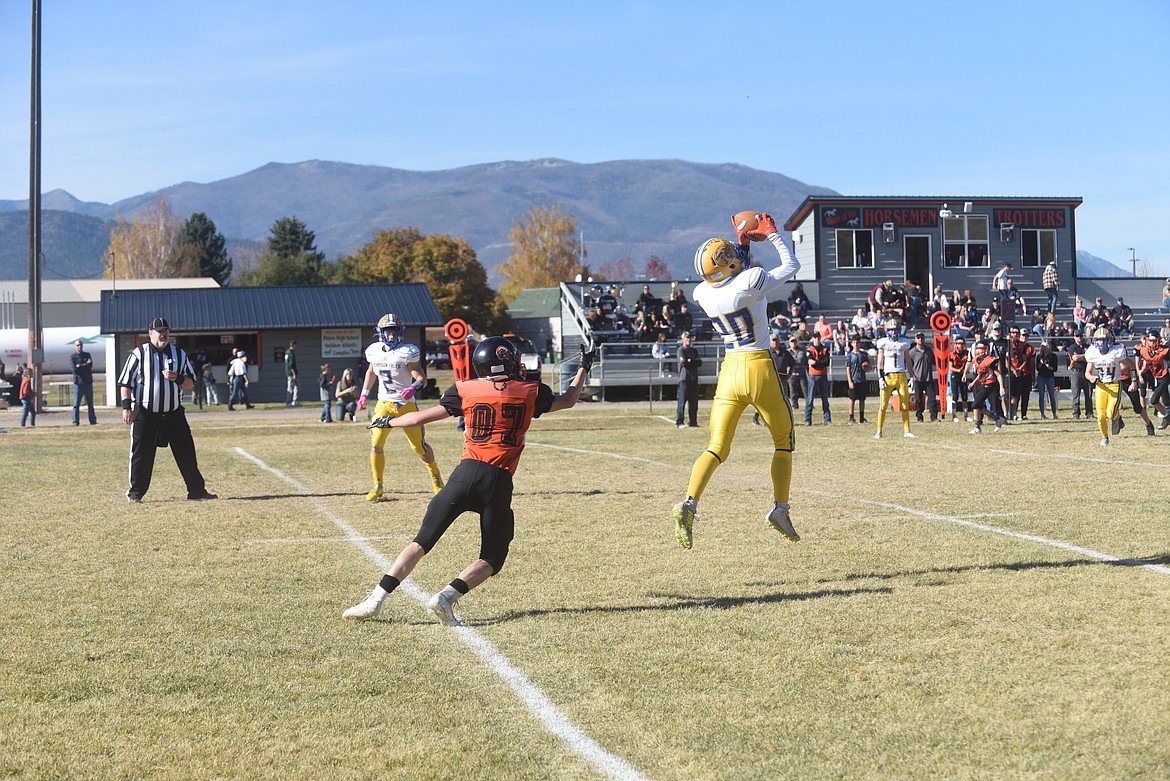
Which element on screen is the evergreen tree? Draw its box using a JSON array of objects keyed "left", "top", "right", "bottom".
[
  {"left": 177, "top": 212, "right": 232, "bottom": 285},
  {"left": 268, "top": 216, "right": 325, "bottom": 263},
  {"left": 234, "top": 216, "right": 330, "bottom": 286}
]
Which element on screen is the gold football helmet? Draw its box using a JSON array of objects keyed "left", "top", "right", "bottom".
[
  {"left": 1092, "top": 326, "right": 1113, "bottom": 349},
  {"left": 377, "top": 313, "right": 404, "bottom": 344},
  {"left": 693, "top": 238, "right": 744, "bottom": 286}
]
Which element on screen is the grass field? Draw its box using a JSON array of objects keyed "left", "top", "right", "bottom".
[{"left": 2, "top": 401, "right": 1168, "bottom": 780}]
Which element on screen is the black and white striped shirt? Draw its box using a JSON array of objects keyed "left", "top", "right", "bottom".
[{"left": 117, "top": 342, "right": 194, "bottom": 413}]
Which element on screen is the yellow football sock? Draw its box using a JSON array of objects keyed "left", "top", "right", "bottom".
[
  {"left": 371, "top": 452, "right": 385, "bottom": 485},
  {"left": 771, "top": 450, "right": 792, "bottom": 504}
]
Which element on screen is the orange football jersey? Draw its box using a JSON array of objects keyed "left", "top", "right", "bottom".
[{"left": 442, "top": 379, "right": 553, "bottom": 475}]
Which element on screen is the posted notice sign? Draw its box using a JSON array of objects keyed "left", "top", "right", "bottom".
[{"left": 321, "top": 329, "right": 363, "bottom": 359}]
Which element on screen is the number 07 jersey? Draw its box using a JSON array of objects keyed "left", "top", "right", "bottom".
[
  {"left": 692, "top": 233, "right": 800, "bottom": 353},
  {"left": 439, "top": 378, "right": 555, "bottom": 475}
]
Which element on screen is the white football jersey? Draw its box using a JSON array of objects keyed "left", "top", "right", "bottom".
[
  {"left": 692, "top": 233, "right": 800, "bottom": 352},
  {"left": 876, "top": 336, "right": 912, "bottom": 374},
  {"left": 1085, "top": 343, "right": 1127, "bottom": 383},
  {"left": 365, "top": 341, "right": 421, "bottom": 402}
]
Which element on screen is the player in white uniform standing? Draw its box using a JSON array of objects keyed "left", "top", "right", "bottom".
[
  {"left": 672, "top": 212, "right": 801, "bottom": 549},
  {"left": 1084, "top": 326, "right": 1132, "bottom": 446},
  {"left": 873, "top": 320, "right": 915, "bottom": 439},
  {"left": 358, "top": 314, "right": 444, "bottom": 499}
]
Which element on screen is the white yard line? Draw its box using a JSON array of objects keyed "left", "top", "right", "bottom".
[
  {"left": 234, "top": 448, "right": 652, "bottom": 781},
  {"left": 522, "top": 438, "right": 1170, "bottom": 579},
  {"left": 912, "top": 441, "right": 1168, "bottom": 469},
  {"left": 528, "top": 442, "right": 672, "bottom": 468},
  {"left": 803, "top": 489, "right": 1170, "bottom": 578}
]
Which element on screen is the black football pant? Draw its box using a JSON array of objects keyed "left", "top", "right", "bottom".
[{"left": 128, "top": 408, "right": 207, "bottom": 500}]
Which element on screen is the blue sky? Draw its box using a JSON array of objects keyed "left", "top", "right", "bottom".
[{"left": 2, "top": 1, "right": 1168, "bottom": 273}]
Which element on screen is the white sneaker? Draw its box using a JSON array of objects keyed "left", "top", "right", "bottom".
[
  {"left": 765, "top": 503, "right": 800, "bottom": 542},
  {"left": 427, "top": 591, "right": 465, "bottom": 626},
  {"left": 903, "top": 430, "right": 916, "bottom": 438},
  {"left": 343, "top": 590, "right": 384, "bottom": 620},
  {"left": 678, "top": 424, "right": 687, "bottom": 429},
  {"left": 969, "top": 426, "right": 982, "bottom": 435},
  {"left": 952, "top": 416, "right": 958, "bottom": 423},
  {"left": 873, "top": 430, "right": 883, "bottom": 439},
  {"left": 1100, "top": 437, "right": 1110, "bottom": 447}
]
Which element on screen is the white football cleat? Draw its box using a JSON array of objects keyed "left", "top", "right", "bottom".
[
  {"left": 343, "top": 591, "right": 384, "bottom": 620},
  {"left": 427, "top": 591, "right": 465, "bottom": 626},
  {"left": 1100, "top": 437, "right": 1110, "bottom": 447},
  {"left": 765, "top": 502, "right": 800, "bottom": 542},
  {"left": 903, "top": 430, "right": 916, "bottom": 438},
  {"left": 873, "top": 430, "right": 883, "bottom": 440}
]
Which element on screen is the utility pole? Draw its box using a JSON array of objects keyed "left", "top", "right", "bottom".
[
  {"left": 28, "top": 0, "right": 44, "bottom": 411},
  {"left": 1127, "top": 247, "right": 1136, "bottom": 278}
]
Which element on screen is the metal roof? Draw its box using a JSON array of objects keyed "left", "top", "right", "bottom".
[{"left": 100, "top": 283, "right": 443, "bottom": 333}]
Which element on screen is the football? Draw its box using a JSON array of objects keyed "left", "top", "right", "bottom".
[{"left": 732, "top": 210, "right": 765, "bottom": 241}]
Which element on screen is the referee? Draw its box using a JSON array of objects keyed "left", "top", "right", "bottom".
[{"left": 118, "top": 317, "right": 217, "bottom": 503}]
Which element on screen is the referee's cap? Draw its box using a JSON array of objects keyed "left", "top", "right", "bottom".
[{"left": 148, "top": 316, "right": 170, "bottom": 331}]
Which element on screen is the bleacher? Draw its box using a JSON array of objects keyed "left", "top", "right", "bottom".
[{"left": 554, "top": 277, "right": 1169, "bottom": 399}]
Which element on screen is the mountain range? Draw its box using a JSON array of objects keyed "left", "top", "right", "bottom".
[{"left": 0, "top": 158, "right": 1131, "bottom": 285}]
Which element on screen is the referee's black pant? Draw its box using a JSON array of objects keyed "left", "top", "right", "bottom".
[{"left": 128, "top": 407, "right": 207, "bottom": 500}]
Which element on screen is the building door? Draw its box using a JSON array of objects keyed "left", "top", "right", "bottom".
[{"left": 904, "top": 236, "right": 931, "bottom": 294}]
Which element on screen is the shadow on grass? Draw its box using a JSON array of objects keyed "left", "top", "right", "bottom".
[
  {"left": 476, "top": 585, "right": 893, "bottom": 626},
  {"left": 233, "top": 491, "right": 397, "bottom": 501},
  {"left": 811, "top": 552, "right": 1170, "bottom": 584}
]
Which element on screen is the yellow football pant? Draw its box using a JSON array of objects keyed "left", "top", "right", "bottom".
[
  {"left": 1093, "top": 381, "right": 1121, "bottom": 440},
  {"left": 877, "top": 371, "right": 911, "bottom": 432},
  {"left": 369, "top": 399, "right": 439, "bottom": 484},
  {"left": 686, "top": 350, "right": 794, "bottom": 504}
]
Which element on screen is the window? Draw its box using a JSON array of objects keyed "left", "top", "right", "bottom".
[
  {"left": 835, "top": 229, "right": 874, "bottom": 269},
  {"left": 942, "top": 215, "right": 989, "bottom": 268},
  {"left": 1020, "top": 229, "right": 1056, "bottom": 268}
]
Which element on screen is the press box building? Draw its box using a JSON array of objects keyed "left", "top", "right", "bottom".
[{"left": 781, "top": 196, "right": 1083, "bottom": 316}]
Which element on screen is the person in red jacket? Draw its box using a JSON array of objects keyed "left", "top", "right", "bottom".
[
  {"left": 803, "top": 332, "right": 831, "bottom": 425},
  {"left": 1008, "top": 328, "right": 1037, "bottom": 420},
  {"left": 19, "top": 366, "right": 36, "bottom": 427}
]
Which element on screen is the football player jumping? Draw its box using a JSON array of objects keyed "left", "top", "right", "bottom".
[
  {"left": 358, "top": 314, "right": 444, "bottom": 499},
  {"left": 343, "top": 338, "right": 595, "bottom": 626},
  {"left": 672, "top": 212, "right": 801, "bottom": 550},
  {"left": 873, "top": 319, "right": 916, "bottom": 439},
  {"left": 1084, "top": 326, "right": 1134, "bottom": 446}
]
